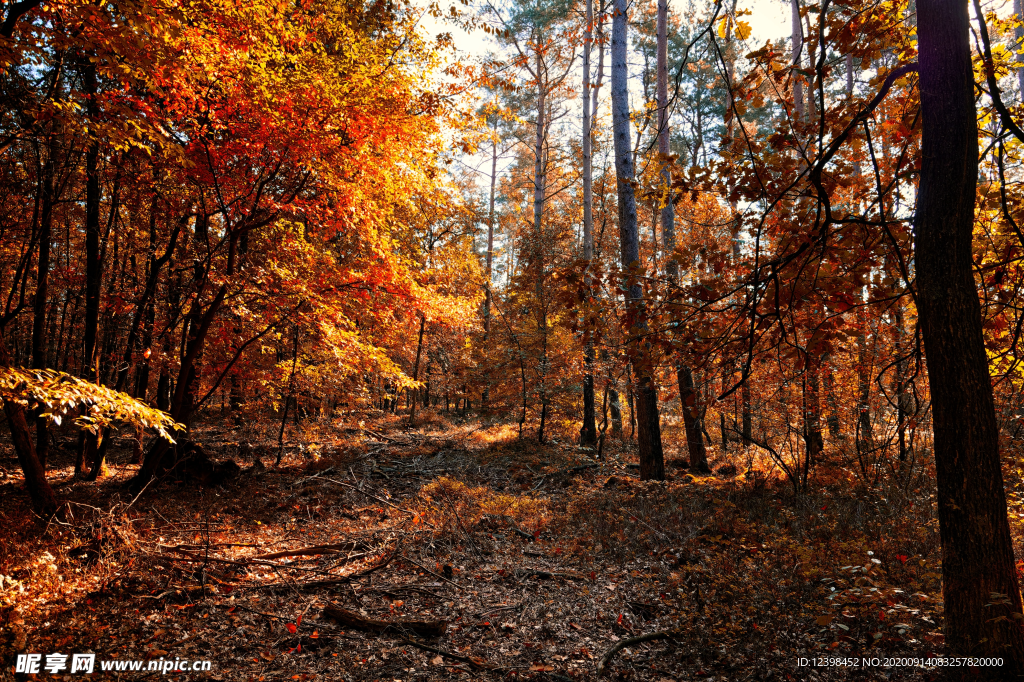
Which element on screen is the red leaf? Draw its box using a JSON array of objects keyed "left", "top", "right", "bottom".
[{"left": 286, "top": 623, "right": 297, "bottom": 634}]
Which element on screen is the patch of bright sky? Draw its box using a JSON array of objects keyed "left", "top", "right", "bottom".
[{"left": 416, "top": 0, "right": 793, "bottom": 64}]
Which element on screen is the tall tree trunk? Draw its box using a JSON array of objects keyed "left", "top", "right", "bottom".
[
  {"left": 657, "top": 0, "right": 708, "bottom": 466},
  {"left": 1015, "top": 0, "right": 1024, "bottom": 99},
  {"left": 579, "top": 0, "right": 598, "bottom": 448},
  {"left": 533, "top": 38, "right": 549, "bottom": 445},
  {"left": 791, "top": 0, "right": 804, "bottom": 121},
  {"left": 482, "top": 119, "right": 497, "bottom": 415},
  {"left": 612, "top": 0, "right": 663, "bottom": 479},
  {"left": 847, "top": 53, "right": 874, "bottom": 450},
  {"left": 480, "top": 126, "right": 495, "bottom": 409},
  {"left": 81, "top": 65, "right": 101, "bottom": 385},
  {"left": 804, "top": 11, "right": 816, "bottom": 124},
  {"left": 484, "top": 132, "right": 497, "bottom": 336},
  {"left": 78, "top": 59, "right": 103, "bottom": 479},
  {"left": 32, "top": 142, "right": 55, "bottom": 471},
  {"left": 916, "top": 0, "right": 1024, "bottom": 670}
]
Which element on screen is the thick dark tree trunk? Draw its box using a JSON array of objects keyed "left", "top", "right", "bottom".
[{"left": 916, "top": 0, "right": 1024, "bottom": 670}]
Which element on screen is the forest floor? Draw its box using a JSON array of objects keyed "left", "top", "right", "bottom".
[{"left": 2, "top": 410, "right": 1019, "bottom": 681}]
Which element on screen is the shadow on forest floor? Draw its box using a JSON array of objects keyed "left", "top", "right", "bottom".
[{"left": 0, "top": 412, "right": 1008, "bottom": 681}]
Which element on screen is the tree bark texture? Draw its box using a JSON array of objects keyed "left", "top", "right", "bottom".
[
  {"left": 916, "top": 0, "right": 1024, "bottom": 670},
  {"left": 678, "top": 365, "right": 709, "bottom": 473},
  {"left": 580, "top": 0, "right": 597, "bottom": 448},
  {"left": 612, "top": 0, "right": 664, "bottom": 479},
  {"left": 32, "top": 143, "right": 55, "bottom": 471}
]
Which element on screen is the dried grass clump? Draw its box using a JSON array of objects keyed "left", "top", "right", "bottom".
[
  {"left": 417, "top": 476, "right": 548, "bottom": 539},
  {"left": 410, "top": 408, "right": 449, "bottom": 428}
]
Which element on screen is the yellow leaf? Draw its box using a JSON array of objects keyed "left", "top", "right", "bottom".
[{"left": 735, "top": 20, "right": 752, "bottom": 40}]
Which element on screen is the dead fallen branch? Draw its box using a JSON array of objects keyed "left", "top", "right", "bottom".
[
  {"left": 514, "top": 568, "right": 588, "bottom": 582},
  {"left": 596, "top": 629, "right": 678, "bottom": 676},
  {"left": 237, "top": 544, "right": 400, "bottom": 591},
  {"left": 160, "top": 542, "right": 259, "bottom": 550},
  {"left": 322, "top": 604, "right": 449, "bottom": 638},
  {"left": 479, "top": 513, "right": 534, "bottom": 540},
  {"left": 357, "top": 427, "right": 415, "bottom": 445},
  {"left": 533, "top": 463, "right": 598, "bottom": 482},
  {"left": 254, "top": 541, "right": 367, "bottom": 560},
  {"left": 509, "top": 525, "right": 535, "bottom": 540},
  {"left": 397, "top": 637, "right": 494, "bottom": 670},
  {"left": 155, "top": 546, "right": 334, "bottom": 575},
  {"left": 399, "top": 553, "right": 463, "bottom": 590},
  {"left": 314, "top": 476, "right": 428, "bottom": 523}
]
